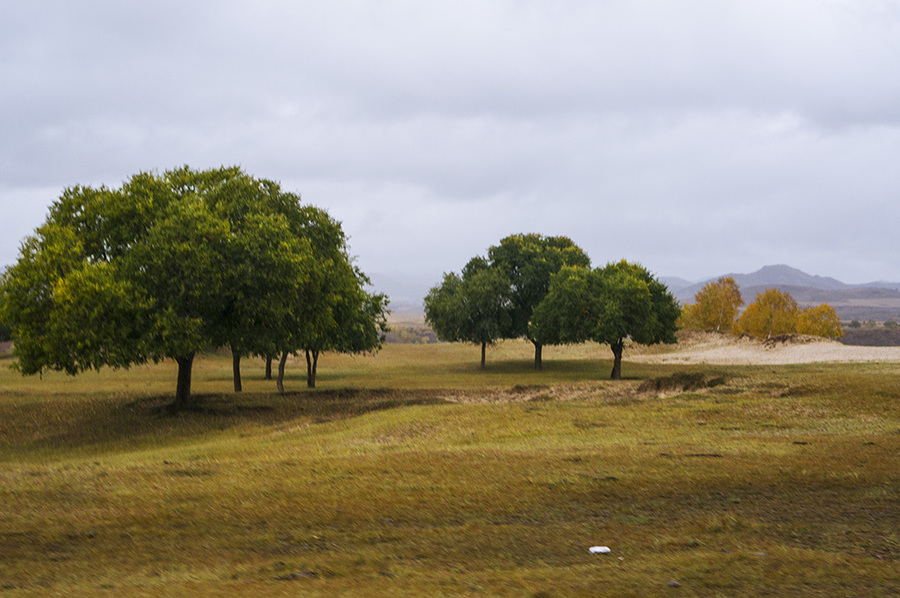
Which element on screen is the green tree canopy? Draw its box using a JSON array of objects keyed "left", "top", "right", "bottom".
[
  {"left": 531, "top": 260, "right": 680, "bottom": 379},
  {"left": 487, "top": 233, "right": 590, "bottom": 369},
  {"left": 0, "top": 166, "right": 345, "bottom": 408},
  {"left": 424, "top": 257, "right": 511, "bottom": 368}
]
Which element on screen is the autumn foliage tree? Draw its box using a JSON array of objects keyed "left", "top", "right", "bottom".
[
  {"left": 736, "top": 288, "right": 799, "bottom": 339},
  {"left": 797, "top": 303, "right": 843, "bottom": 338},
  {"left": 736, "top": 288, "right": 843, "bottom": 340},
  {"left": 679, "top": 277, "right": 743, "bottom": 333}
]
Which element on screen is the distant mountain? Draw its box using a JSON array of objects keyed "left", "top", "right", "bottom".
[
  {"left": 730, "top": 264, "right": 849, "bottom": 291},
  {"left": 674, "top": 264, "right": 848, "bottom": 301},
  {"left": 668, "top": 265, "right": 900, "bottom": 322}
]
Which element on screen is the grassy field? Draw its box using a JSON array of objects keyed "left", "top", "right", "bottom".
[{"left": 1, "top": 340, "right": 898, "bottom": 596}]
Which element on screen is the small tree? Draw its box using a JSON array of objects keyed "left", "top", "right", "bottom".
[
  {"left": 736, "top": 288, "right": 799, "bottom": 339},
  {"left": 487, "top": 234, "right": 590, "bottom": 369},
  {"left": 531, "top": 260, "right": 680, "bottom": 379},
  {"left": 680, "top": 277, "right": 743, "bottom": 333},
  {"left": 263, "top": 202, "right": 388, "bottom": 392},
  {"left": 425, "top": 257, "right": 511, "bottom": 369},
  {"left": 798, "top": 304, "right": 843, "bottom": 339},
  {"left": 300, "top": 264, "right": 389, "bottom": 389}
]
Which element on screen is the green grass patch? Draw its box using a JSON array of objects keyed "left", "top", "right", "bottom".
[{"left": 1, "top": 342, "right": 898, "bottom": 595}]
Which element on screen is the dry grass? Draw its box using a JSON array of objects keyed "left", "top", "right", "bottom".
[{"left": 0, "top": 341, "right": 898, "bottom": 596}]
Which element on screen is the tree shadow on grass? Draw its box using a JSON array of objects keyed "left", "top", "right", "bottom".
[{"left": 0, "top": 388, "right": 450, "bottom": 456}]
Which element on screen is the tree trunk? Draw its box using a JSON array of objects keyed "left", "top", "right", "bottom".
[
  {"left": 232, "top": 347, "right": 242, "bottom": 393},
  {"left": 306, "top": 349, "right": 319, "bottom": 388},
  {"left": 173, "top": 353, "right": 195, "bottom": 409},
  {"left": 264, "top": 357, "right": 273, "bottom": 380},
  {"left": 480, "top": 342, "right": 486, "bottom": 369},
  {"left": 277, "top": 352, "right": 288, "bottom": 394},
  {"left": 610, "top": 340, "right": 624, "bottom": 380},
  {"left": 533, "top": 341, "right": 543, "bottom": 370}
]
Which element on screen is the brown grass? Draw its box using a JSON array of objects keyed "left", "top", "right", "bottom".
[{"left": 0, "top": 342, "right": 898, "bottom": 596}]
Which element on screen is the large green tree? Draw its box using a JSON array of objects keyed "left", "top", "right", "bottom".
[
  {"left": 487, "top": 234, "right": 590, "bottom": 369},
  {"left": 0, "top": 166, "right": 317, "bottom": 409},
  {"left": 424, "top": 257, "right": 511, "bottom": 368},
  {"left": 531, "top": 260, "right": 680, "bottom": 379}
]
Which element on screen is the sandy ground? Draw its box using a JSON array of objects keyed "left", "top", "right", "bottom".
[{"left": 629, "top": 332, "right": 900, "bottom": 365}]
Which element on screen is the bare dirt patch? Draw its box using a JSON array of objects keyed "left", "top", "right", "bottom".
[{"left": 630, "top": 331, "right": 900, "bottom": 365}]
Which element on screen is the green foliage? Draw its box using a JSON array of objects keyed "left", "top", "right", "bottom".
[
  {"left": 425, "top": 257, "right": 512, "bottom": 367},
  {"left": 427, "top": 233, "right": 590, "bottom": 368},
  {"left": 530, "top": 260, "right": 680, "bottom": 378},
  {"left": 529, "top": 265, "right": 595, "bottom": 346},
  {"left": 487, "top": 233, "right": 590, "bottom": 340},
  {"left": 0, "top": 166, "right": 380, "bottom": 405}
]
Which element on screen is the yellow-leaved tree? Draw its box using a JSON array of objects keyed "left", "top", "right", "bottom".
[
  {"left": 798, "top": 303, "right": 843, "bottom": 338},
  {"left": 736, "top": 288, "right": 799, "bottom": 339},
  {"left": 679, "top": 276, "right": 743, "bottom": 333}
]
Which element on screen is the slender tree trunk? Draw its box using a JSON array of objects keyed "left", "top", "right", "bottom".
[
  {"left": 264, "top": 357, "right": 273, "bottom": 380},
  {"left": 533, "top": 341, "right": 543, "bottom": 370},
  {"left": 231, "top": 347, "right": 242, "bottom": 393},
  {"left": 277, "top": 352, "right": 288, "bottom": 394},
  {"left": 173, "top": 353, "right": 195, "bottom": 409},
  {"left": 480, "top": 342, "right": 486, "bottom": 369},
  {"left": 306, "top": 349, "right": 319, "bottom": 388},
  {"left": 610, "top": 340, "right": 624, "bottom": 380}
]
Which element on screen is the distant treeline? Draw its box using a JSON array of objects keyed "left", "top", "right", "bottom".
[
  {"left": 839, "top": 324, "right": 900, "bottom": 347},
  {"left": 385, "top": 324, "right": 438, "bottom": 344}
]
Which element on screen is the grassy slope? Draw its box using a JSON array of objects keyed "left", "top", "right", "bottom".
[{"left": 0, "top": 341, "right": 898, "bottom": 597}]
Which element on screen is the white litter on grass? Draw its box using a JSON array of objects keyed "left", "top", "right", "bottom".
[{"left": 589, "top": 546, "right": 611, "bottom": 554}]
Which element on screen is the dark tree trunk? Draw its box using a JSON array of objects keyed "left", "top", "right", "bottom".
[
  {"left": 232, "top": 347, "right": 242, "bottom": 393},
  {"left": 533, "top": 341, "right": 543, "bottom": 370},
  {"left": 480, "top": 342, "right": 486, "bottom": 369},
  {"left": 173, "top": 353, "right": 195, "bottom": 409},
  {"left": 306, "top": 349, "right": 319, "bottom": 388},
  {"left": 610, "top": 340, "right": 624, "bottom": 380},
  {"left": 264, "top": 357, "right": 273, "bottom": 380},
  {"left": 277, "top": 352, "right": 288, "bottom": 394}
]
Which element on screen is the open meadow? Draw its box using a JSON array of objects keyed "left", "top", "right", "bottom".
[{"left": 1, "top": 337, "right": 898, "bottom": 596}]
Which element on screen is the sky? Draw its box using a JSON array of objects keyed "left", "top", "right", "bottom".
[{"left": 2, "top": 1, "right": 900, "bottom": 308}]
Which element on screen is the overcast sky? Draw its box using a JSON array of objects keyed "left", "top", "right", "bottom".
[{"left": 3, "top": 1, "right": 899, "bottom": 307}]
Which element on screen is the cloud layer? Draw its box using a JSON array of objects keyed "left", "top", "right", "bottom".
[{"left": 3, "top": 0, "right": 900, "bottom": 304}]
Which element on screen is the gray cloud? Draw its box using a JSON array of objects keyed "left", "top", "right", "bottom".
[{"left": 3, "top": 0, "right": 900, "bottom": 299}]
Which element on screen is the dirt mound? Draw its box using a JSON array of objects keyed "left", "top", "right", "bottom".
[
  {"left": 631, "top": 332, "right": 900, "bottom": 365},
  {"left": 760, "top": 333, "right": 826, "bottom": 347},
  {"left": 637, "top": 372, "right": 727, "bottom": 394}
]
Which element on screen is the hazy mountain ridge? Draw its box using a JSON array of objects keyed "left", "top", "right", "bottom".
[
  {"left": 671, "top": 265, "right": 900, "bottom": 322},
  {"left": 369, "top": 264, "right": 900, "bottom": 321}
]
